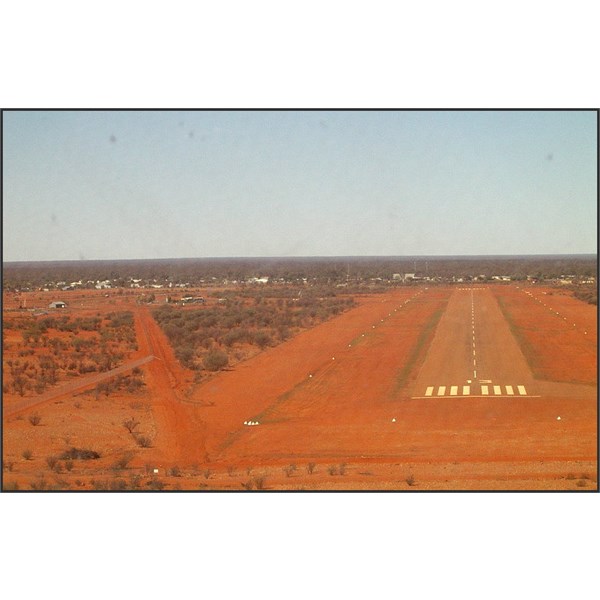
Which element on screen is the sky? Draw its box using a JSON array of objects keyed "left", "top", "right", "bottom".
[{"left": 2, "top": 110, "right": 597, "bottom": 262}]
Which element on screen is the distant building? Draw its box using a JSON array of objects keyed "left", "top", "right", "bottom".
[
  {"left": 48, "top": 301, "right": 67, "bottom": 309},
  {"left": 404, "top": 273, "right": 416, "bottom": 282},
  {"left": 392, "top": 273, "right": 402, "bottom": 280}
]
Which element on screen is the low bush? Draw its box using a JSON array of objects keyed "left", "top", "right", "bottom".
[
  {"left": 59, "top": 447, "right": 100, "bottom": 460},
  {"left": 28, "top": 413, "right": 42, "bottom": 426},
  {"left": 136, "top": 435, "right": 152, "bottom": 448}
]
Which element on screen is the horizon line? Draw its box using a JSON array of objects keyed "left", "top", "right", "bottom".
[{"left": 3, "top": 252, "right": 597, "bottom": 265}]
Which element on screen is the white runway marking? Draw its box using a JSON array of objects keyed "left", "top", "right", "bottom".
[
  {"left": 462, "top": 385, "right": 470, "bottom": 395},
  {"left": 506, "top": 385, "right": 514, "bottom": 395},
  {"left": 425, "top": 386, "right": 434, "bottom": 396},
  {"left": 518, "top": 385, "right": 527, "bottom": 395},
  {"left": 437, "top": 386, "right": 446, "bottom": 396},
  {"left": 450, "top": 385, "right": 458, "bottom": 395},
  {"left": 481, "top": 385, "right": 489, "bottom": 395},
  {"left": 493, "top": 385, "right": 502, "bottom": 395}
]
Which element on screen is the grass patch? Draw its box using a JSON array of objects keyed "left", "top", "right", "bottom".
[
  {"left": 495, "top": 295, "right": 543, "bottom": 375},
  {"left": 394, "top": 305, "right": 445, "bottom": 392}
]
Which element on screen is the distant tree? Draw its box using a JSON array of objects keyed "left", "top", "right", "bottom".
[
  {"left": 253, "top": 330, "right": 272, "bottom": 349},
  {"left": 203, "top": 349, "right": 229, "bottom": 372},
  {"left": 13, "top": 375, "right": 27, "bottom": 397}
]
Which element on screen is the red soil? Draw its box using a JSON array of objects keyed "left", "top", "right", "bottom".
[
  {"left": 490, "top": 285, "right": 597, "bottom": 385},
  {"left": 3, "top": 285, "right": 597, "bottom": 491}
]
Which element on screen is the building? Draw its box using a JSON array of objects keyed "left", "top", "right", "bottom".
[{"left": 48, "top": 301, "right": 67, "bottom": 309}]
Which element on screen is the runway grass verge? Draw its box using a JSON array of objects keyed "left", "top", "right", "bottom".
[{"left": 392, "top": 303, "right": 446, "bottom": 394}]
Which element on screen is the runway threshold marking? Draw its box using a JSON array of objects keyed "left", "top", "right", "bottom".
[{"left": 412, "top": 384, "right": 536, "bottom": 399}]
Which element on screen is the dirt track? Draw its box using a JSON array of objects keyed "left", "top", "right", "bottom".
[{"left": 134, "top": 307, "right": 208, "bottom": 465}]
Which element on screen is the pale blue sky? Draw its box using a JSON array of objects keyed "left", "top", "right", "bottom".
[{"left": 2, "top": 110, "right": 597, "bottom": 261}]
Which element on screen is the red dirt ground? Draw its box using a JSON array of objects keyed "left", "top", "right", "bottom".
[
  {"left": 490, "top": 285, "right": 597, "bottom": 385},
  {"left": 2, "top": 285, "right": 597, "bottom": 491}
]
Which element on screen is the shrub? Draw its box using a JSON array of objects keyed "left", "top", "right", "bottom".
[
  {"left": 203, "top": 349, "right": 229, "bottom": 372},
  {"left": 59, "top": 447, "right": 100, "bottom": 460},
  {"left": 283, "top": 464, "right": 297, "bottom": 477},
  {"left": 46, "top": 455, "right": 59, "bottom": 470},
  {"left": 123, "top": 417, "right": 140, "bottom": 434},
  {"left": 111, "top": 452, "right": 135, "bottom": 471},
  {"left": 129, "top": 474, "right": 142, "bottom": 489},
  {"left": 31, "top": 477, "right": 48, "bottom": 490},
  {"left": 22, "top": 449, "right": 33, "bottom": 461},
  {"left": 327, "top": 465, "right": 338, "bottom": 476},
  {"left": 241, "top": 480, "right": 254, "bottom": 490},
  {"left": 148, "top": 478, "right": 164, "bottom": 490},
  {"left": 406, "top": 475, "right": 416, "bottom": 487},
  {"left": 339, "top": 463, "right": 347, "bottom": 476},
  {"left": 64, "top": 459, "right": 74, "bottom": 472},
  {"left": 28, "top": 413, "right": 42, "bottom": 426},
  {"left": 168, "top": 466, "right": 182, "bottom": 477},
  {"left": 136, "top": 435, "right": 152, "bottom": 448},
  {"left": 253, "top": 330, "right": 272, "bottom": 349},
  {"left": 253, "top": 476, "right": 267, "bottom": 490},
  {"left": 307, "top": 462, "right": 316, "bottom": 475}
]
